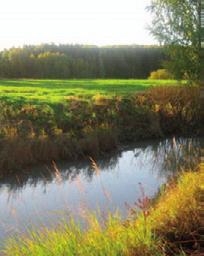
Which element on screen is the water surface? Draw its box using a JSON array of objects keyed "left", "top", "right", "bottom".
[{"left": 0, "top": 137, "right": 202, "bottom": 244}]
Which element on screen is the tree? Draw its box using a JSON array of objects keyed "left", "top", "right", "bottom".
[
  {"left": 148, "top": 0, "right": 201, "bottom": 82},
  {"left": 200, "top": 0, "right": 204, "bottom": 83},
  {"left": 0, "top": 44, "right": 165, "bottom": 79}
]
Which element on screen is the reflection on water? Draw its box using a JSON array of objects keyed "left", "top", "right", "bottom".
[{"left": 0, "top": 137, "right": 202, "bottom": 244}]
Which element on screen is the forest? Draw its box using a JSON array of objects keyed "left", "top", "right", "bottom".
[{"left": 0, "top": 44, "right": 165, "bottom": 79}]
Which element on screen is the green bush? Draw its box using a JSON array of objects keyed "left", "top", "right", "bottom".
[{"left": 149, "top": 69, "right": 173, "bottom": 80}]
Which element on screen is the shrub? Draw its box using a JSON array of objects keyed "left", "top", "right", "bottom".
[{"left": 148, "top": 69, "right": 173, "bottom": 80}]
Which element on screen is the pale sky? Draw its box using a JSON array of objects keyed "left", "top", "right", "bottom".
[{"left": 0, "top": 0, "right": 155, "bottom": 50}]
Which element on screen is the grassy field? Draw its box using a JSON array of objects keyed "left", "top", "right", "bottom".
[{"left": 0, "top": 79, "right": 181, "bottom": 104}]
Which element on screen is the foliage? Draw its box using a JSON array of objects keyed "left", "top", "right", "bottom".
[
  {"left": 149, "top": 69, "right": 173, "bottom": 80},
  {"left": 2, "top": 168, "right": 202, "bottom": 256},
  {"left": 146, "top": 86, "right": 200, "bottom": 134},
  {"left": 148, "top": 0, "right": 200, "bottom": 81},
  {"left": 0, "top": 44, "right": 165, "bottom": 79}
]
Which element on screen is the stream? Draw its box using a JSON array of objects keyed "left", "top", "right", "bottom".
[{"left": 0, "top": 137, "right": 202, "bottom": 244}]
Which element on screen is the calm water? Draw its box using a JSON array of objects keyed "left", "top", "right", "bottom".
[{"left": 0, "top": 137, "right": 202, "bottom": 244}]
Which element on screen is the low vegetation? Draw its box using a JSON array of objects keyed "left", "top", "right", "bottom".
[
  {"left": 0, "top": 81, "right": 201, "bottom": 172},
  {"left": 2, "top": 165, "right": 202, "bottom": 256}
]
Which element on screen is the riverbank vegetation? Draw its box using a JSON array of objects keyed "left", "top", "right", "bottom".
[
  {"left": 0, "top": 82, "right": 201, "bottom": 172},
  {"left": 2, "top": 165, "right": 203, "bottom": 256}
]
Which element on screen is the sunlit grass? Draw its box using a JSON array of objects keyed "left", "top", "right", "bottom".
[
  {"left": 0, "top": 79, "right": 183, "bottom": 104},
  {"left": 2, "top": 167, "right": 202, "bottom": 256}
]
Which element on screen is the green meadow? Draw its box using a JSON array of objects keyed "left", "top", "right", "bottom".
[{"left": 0, "top": 79, "right": 181, "bottom": 104}]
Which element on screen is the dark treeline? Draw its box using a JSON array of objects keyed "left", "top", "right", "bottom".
[{"left": 0, "top": 44, "right": 165, "bottom": 79}]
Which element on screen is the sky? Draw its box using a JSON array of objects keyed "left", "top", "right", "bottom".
[{"left": 0, "top": 0, "right": 156, "bottom": 50}]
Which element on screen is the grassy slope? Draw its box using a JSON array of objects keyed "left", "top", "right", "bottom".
[
  {"left": 0, "top": 79, "right": 181, "bottom": 104},
  {"left": 2, "top": 168, "right": 202, "bottom": 256}
]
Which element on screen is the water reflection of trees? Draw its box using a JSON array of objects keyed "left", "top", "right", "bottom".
[
  {"left": 131, "top": 137, "right": 201, "bottom": 178},
  {"left": 0, "top": 137, "right": 202, "bottom": 193},
  {"left": 152, "top": 137, "right": 201, "bottom": 177},
  {"left": 0, "top": 152, "right": 120, "bottom": 193}
]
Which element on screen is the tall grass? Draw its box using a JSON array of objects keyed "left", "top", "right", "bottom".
[{"left": 2, "top": 166, "right": 202, "bottom": 256}]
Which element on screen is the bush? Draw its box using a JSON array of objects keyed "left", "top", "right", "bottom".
[{"left": 148, "top": 69, "right": 173, "bottom": 80}]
